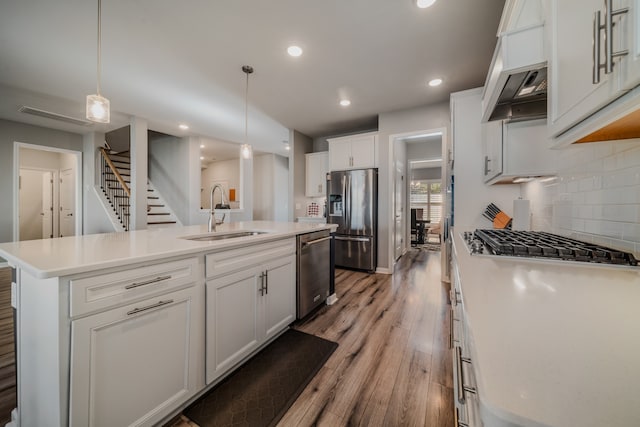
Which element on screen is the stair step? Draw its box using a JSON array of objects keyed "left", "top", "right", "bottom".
[
  {"left": 105, "top": 178, "right": 130, "bottom": 184},
  {"left": 147, "top": 196, "right": 159, "bottom": 200},
  {"left": 147, "top": 204, "right": 165, "bottom": 208},
  {"left": 148, "top": 212, "right": 170, "bottom": 216},
  {"left": 147, "top": 221, "right": 177, "bottom": 225}
]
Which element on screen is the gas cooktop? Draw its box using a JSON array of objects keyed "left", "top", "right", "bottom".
[{"left": 464, "top": 229, "right": 638, "bottom": 266}]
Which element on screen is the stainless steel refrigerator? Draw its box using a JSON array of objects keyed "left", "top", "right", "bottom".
[{"left": 327, "top": 168, "right": 377, "bottom": 272}]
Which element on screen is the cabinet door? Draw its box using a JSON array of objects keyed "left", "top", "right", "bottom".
[
  {"left": 262, "top": 255, "right": 296, "bottom": 341},
  {"left": 70, "top": 287, "right": 200, "bottom": 427},
  {"left": 206, "top": 267, "right": 261, "bottom": 384},
  {"left": 329, "top": 139, "right": 352, "bottom": 171},
  {"left": 621, "top": 0, "right": 640, "bottom": 89},
  {"left": 350, "top": 135, "right": 376, "bottom": 168},
  {"left": 305, "top": 152, "right": 328, "bottom": 197},
  {"left": 549, "top": 0, "right": 621, "bottom": 136},
  {"left": 481, "top": 120, "right": 503, "bottom": 182}
]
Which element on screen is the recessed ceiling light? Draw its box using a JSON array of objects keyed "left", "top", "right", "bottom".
[
  {"left": 428, "top": 78, "right": 443, "bottom": 87},
  {"left": 200, "top": 156, "right": 204, "bottom": 160},
  {"left": 416, "top": 0, "right": 436, "bottom": 8},
  {"left": 339, "top": 99, "right": 351, "bottom": 107},
  {"left": 179, "top": 124, "right": 189, "bottom": 130},
  {"left": 287, "top": 46, "right": 303, "bottom": 57},
  {"left": 200, "top": 144, "right": 205, "bottom": 148}
]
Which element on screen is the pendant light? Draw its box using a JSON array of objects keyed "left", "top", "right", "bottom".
[
  {"left": 240, "top": 65, "right": 253, "bottom": 159},
  {"left": 86, "top": 0, "right": 110, "bottom": 123}
]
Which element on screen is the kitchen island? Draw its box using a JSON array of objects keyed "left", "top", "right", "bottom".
[
  {"left": 0, "top": 221, "right": 335, "bottom": 427},
  {"left": 451, "top": 230, "right": 640, "bottom": 427}
]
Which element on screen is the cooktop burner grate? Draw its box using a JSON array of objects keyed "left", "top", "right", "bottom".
[{"left": 472, "top": 229, "right": 638, "bottom": 266}]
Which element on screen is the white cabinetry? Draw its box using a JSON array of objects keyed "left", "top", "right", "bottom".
[
  {"left": 69, "top": 257, "right": 203, "bottom": 427},
  {"left": 483, "top": 119, "right": 556, "bottom": 184},
  {"left": 450, "top": 252, "right": 481, "bottom": 427},
  {"left": 550, "top": 0, "right": 640, "bottom": 144},
  {"left": 205, "top": 239, "right": 296, "bottom": 384},
  {"left": 305, "top": 152, "right": 329, "bottom": 197},
  {"left": 328, "top": 133, "right": 377, "bottom": 171}
]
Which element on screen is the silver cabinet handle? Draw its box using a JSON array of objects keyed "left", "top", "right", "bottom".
[
  {"left": 605, "top": 0, "right": 629, "bottom": 74},
  {"left": 449, "top": 308, "right": 454, "bottom": 349},
  {"left": 593, "top": 10, "right": 603, "bottom": 84},
  {"left": 265, "top": 270, "right": 269, "bottom": 295},
  {"left": 125, "top": 275, "right": 172, "bottom": 290},
  {"left": 259, "top": 272, "right": 266, "bottom": 296},
  {"left": 455, "top": 347, "right": 477, "bottom": 403},
  {"left": 127, "top": 299, "right": 173, "bottom": 316},
  {"left": 455, "top": 346, "right": 465, "bottom": 403},
  {"left": 484, "top": 156, "right": 491, "bottom": 175}
]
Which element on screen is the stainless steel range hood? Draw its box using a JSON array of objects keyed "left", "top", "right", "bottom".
[{"left": 482, "top": 21, "right": 547, "bottom": 123}]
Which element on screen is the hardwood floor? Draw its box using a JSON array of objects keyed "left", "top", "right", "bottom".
[
  {"left": 279, "top": 249, "right": 453, "bottom": 427},
  {"left": 0, "top": 267, "right": 16, "bottom": 425}
]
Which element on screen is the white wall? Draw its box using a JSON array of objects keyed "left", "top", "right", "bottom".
[
  {"left": 451, "top": 89, "right": 521, "bottom": 230},
  {"left": 291, "top": 130, "right": 313, "bottom": 220},
  {"left": 83, "top": 132, "right": 116, "bottom": 235},
  {"left": 252, "top": 153, "right": 289, "bottom": 221},
  {"left": 522, "top": 139, "right": 640, "bottom": 256},
  {"left": 149, "top": 133, "right": 191, "bottom": 222},
  {"left": 377, "top": 102, "right": 451, "bottom": 271},
  {"left": 0, "top": 119, "right": 84, "bottom": 243},
  {"left": 407, "top": 139, "right": 441, "bottom": 160},
  {"left": 201, "top": 158, "right": 241, "bottom": 209}
]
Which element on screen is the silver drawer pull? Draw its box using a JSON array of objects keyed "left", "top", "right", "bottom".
[
  {"left": 125, "top": 275, "right": 172, "bottom": 290},
  {"left": 126, "top": 299, "right": 173, "bottom": 316},
  {"left": 455, "top": 346, "right": 465, "bottom": 403},
  {"left": 449, "top": 308, "right": 454, "bottom": 349}
]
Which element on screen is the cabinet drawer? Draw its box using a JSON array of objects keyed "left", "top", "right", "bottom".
[
  {"left": 70, "top": 257, "right": 199, "bottom": 317},
  {"left": 206, "top": 239, "right": 295, "bottom": 279}
]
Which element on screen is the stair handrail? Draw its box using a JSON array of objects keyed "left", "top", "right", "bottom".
[{"left": 99, "top": 147, "right": 131, "bottom": 197}]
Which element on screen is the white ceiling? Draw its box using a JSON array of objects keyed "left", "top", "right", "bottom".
[{"left": 0, "top": 0, "right": 505, "bottom": 154}]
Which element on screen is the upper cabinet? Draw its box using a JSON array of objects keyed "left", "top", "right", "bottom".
[
  {"left": 482, "top": 119, "right": 556, "bottom": 184},
  {"left": 550, "top": 0, "right": 640, "bottom": 146},
  {"left": 305, "top": 152, "right": 329, "bottom": 197},
  {"left": 328, "top": 133, "right": 378, "bottom": 171}
]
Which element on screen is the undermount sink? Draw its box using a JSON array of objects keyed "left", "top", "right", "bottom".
[{"left": 182, "top": 231, "right": 267, "bottom": 242}]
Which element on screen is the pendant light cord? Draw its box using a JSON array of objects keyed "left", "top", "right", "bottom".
[
  {"left": 244, "top": 70, "right": 248, "bottom": 145},
  {"left": 97, "top": 0, "right": 102, "bottom": 95}
]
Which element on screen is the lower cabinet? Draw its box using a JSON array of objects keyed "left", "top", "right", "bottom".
[
  {"left": 206, "top": 254, "right": 295, "bottom": 384},
  {"left": 451, "top": 256, "right": 481, "bottom": 427},
  {"left": 69, "top": 285, "right": 202, "bottom": 427}
]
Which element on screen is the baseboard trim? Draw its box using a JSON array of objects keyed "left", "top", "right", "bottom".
[
  {"left": 326, "top": 294, "right": 338, "bottom": 305},
  {"left": 375, "top": 267, "right": 392, "bottom": 275}
]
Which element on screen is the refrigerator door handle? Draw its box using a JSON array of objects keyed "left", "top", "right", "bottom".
[{"left": 334, "top": 236, "right": 370, "bottom": 242}]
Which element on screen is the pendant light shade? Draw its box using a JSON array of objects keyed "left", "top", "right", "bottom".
[
  {"left": 86, "top": 94, "right": 110, "bottom": 123},
  {"left": 240, "top": 65, "right": 254, "bottom": 159},
  {"left": 87, "top": 0, "right": 110, "bottom": 123}
]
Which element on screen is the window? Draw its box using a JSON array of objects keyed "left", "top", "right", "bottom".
[{"left": 410, "top": 180, "right": 442, "bottom": 223}]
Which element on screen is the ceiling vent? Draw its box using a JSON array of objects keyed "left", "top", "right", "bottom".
[{"left": 18, "top": 106, "right": 93, "bottom": 126}]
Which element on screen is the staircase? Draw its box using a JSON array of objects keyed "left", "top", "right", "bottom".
[{"left": 99, "top": 148, "right": 179, "bottom": 230}]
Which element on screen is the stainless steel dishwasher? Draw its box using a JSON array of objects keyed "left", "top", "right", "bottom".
[{"left": 297, "top": 229, "right": 331, "bottom": 319}]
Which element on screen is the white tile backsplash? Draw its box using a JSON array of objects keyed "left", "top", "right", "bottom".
[{"left": 522, "top": 139, "right": 640, "bottom": 256}]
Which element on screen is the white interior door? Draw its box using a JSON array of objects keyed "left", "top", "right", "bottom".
[
  {"left": 19, "top": 169, "right": 51, "bottom": 241},
  {"left": 59, "top": 167, "right": 75, "bottom": 237},
  {"left": 42, "top": 171, "right": 54, "bottom": 239},
  {"left": 394, "top": 161, "right": 404, "bottom": 260}
]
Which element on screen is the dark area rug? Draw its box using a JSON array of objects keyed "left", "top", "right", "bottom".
[{"left": 184, "top": 329, "right": 338, "bottom": 427}]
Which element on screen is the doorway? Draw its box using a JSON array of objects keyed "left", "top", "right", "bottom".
[
  {"left": 389, "top": 129, "right": 445, "bottom": 270},
  {"left": 14, "top": 143, "right": 82, "bottom": 241}
]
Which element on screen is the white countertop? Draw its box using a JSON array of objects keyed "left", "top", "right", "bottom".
[
  {"left": 0, "top": 221, "right": 336, "bottom": 279},
  {"left": 452, "top": 230, "right": 640, "bottom": 427}
]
